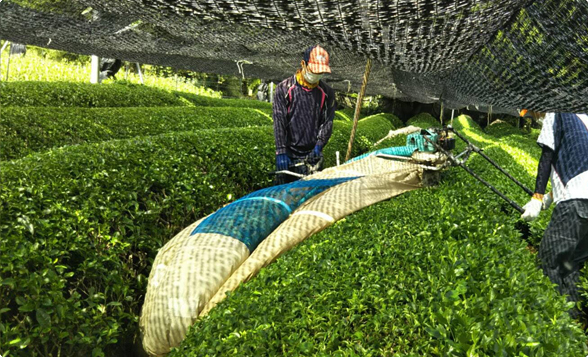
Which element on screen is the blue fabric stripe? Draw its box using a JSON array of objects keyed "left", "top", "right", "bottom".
[
  {"left": 190, "top": 177, "right": 359, "bottom": 251},
  {"left": 346, "top": 145, "right": 417, "bottom": 163},
  {"left": 240, "top": 196, "right": 292, "bottom": 214}
]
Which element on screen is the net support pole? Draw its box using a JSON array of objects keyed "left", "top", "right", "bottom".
[
  {"left": 487, "top": 105, "right": 492, "bottom": 127},
  {"left": 345, "top": 57, "right": 372, "bottom": 162},
  {"left": 90, "top": 55, "right": 100, "bottom": 84},
  {"left": 0, "top": 41, "right": 9, "bottom": 81},
  {"left": 440, "top": 101, "right": 444, "bottom": 126},
  {"left": 136, "top": 63, "right": 144, "bottom": 84},
  {"left": 450, "top": 109, "right": 455, "bottom": 127},
  {"left": 5, "top": 43, "right": 13, "bottom": 81},
  {"left": 270, "top": 82, "right": 274, "bottom": 103}
]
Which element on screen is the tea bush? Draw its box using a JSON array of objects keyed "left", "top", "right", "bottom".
[
  {"left": 0, "top": 127, "right": 276, "bottom": 356},
  {"left": 0, "top": 81, "right": 185, "bottom": 107},
  {"left": 323, "top": 115, "right": 392, "bottom": 167},
  {"left": 176, "top": 91, "right": 272, "bottom": 110},
  {"left": 172, "top": 116, "right": 586, "bottom": 357},
  {"left": 0, "top": 112, "right": 392, "bottom": 356},
  {"left": 0, "top": 107, "right": 272, "bottom": 161}
]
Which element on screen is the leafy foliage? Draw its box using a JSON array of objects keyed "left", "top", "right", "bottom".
[
  {"left": 323, "top": 115, "right": 393, "bottom": 167},
  {"left": 0, "top": 81, "right": 184, "bottom": 107},
  {"left": 485, "top": 120, "right": 525, "bottom": 137},
  {"left": 171, "top": 115, "right": 586, "bottom": 357},
  {"left": 406, "top": 113, "right": 440, "bottom": 128},
  {"left": 0, "top": 127, "right": 276, "bottom": 356},
  {"left": 0, "top": 106, "right": 391, "bottom": 356},
  {"left": 1, "top": 46, "right": 221, "bottom": 97},
  {"left": 0, "top": 107, "right": 272, "bottom": 161},
  {"left": 455, "top": 116, "right": 550, "bottom": 246},
  {"left": 177, "top": 92, "right": 272, "bottom": 110}
]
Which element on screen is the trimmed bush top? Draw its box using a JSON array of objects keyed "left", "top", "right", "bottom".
[
  {"left": 170, "top": 117, "right": 586, "bottom": 356},
  {"left": 406, "top": 113, "right": 440, "bottom": 128},
  {"left": 177, "top": 91, "right": 272, "bottom": 110},
  {"left": 0, "top": 106, "right": 272, "bottom": 161},
  {"left": 485, "top": 120, "right": 525, "bottom": 137},
  {"left": 0, "top": 81, "right": 185, "bottom": 107}
]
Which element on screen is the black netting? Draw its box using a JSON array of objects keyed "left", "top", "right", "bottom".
[{"left": 0, "top": 0, "right": 586, "bottom": 113}]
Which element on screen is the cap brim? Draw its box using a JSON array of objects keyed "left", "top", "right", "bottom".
[{"left": 307, "top": 63, "right": 331, "bottom": 74}]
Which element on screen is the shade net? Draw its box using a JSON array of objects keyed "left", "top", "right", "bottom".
[{"left": 1, "top": 0, "right": 586, "bottom": 114}]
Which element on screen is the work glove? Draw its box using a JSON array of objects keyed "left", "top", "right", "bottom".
[
  {"left": 521, "top": 198, "right": 542, "bottom": 222},
  {"left": 276, "top": 153, "right": 291, "bottom": 171},
  {"left": 307, "top": 145, "right": 323, "bottom": 165},
  {"left": 543, "top": 192, "right": 553, "bottom": 210}
]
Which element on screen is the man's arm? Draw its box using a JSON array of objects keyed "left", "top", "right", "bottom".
[
  {"left": 521, "top": 131, "right": 555, "bottom": 221},
  {"left": 316, "top": 87, "right": 337, "bottom": 148},
  {"left": 533, "top": 146, "right": 554, "bottom": 197},
  {"left": 273, "top": 84, "right": 288, "bottom": 155}
]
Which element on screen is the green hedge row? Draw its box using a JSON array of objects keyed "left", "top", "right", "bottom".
[
  {"left": 0, "top": 81, "right": 185, "bottom": 107},
  {"left": 0, "top": 114, "right": 391, "bottom": 356},
  {"left": 485, "top": 120, "right": 525, "bottom": 137},
  {"left": 380, "top": 112, "right": 403, "bottom": 128},
  {"left": 406, "top": 112, "right": 440, "bottom": 128},
  {"left": 482, "top": 117, "right": 588, "bottom": 324},
  {"left": 454, "top": 116, "right": 548, "bottom": 246},
  {"left": 176, "top": 93, "right": 359, "bottom": 122},
  {"left": 0, "top": 81, "right": 276, "bottom": 110},
  {"left": 175, "top": 92, "right": 272, "bottom": 110},
  {"left": 0, "top": 127, "right": 276, "bottom": 357},
  {"left": 171, "top": 115, "right": 586, "bottom": 356},
  {"left": 323, "top": 114, "right": 393, "bottom": 167},
  {"left": 373, "top": 113, "right": 440, "bottom": 150},
  {"left": 0, "top": 107, "right": 272, "bottom": 161}
]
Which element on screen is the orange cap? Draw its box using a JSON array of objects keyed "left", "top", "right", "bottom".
[{"left": 519, "top": 109, "right": 528, "bottom": 117}]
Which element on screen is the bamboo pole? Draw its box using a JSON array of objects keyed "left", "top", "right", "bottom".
[
  {"left": 345, "top": 57, "right": 372, "bottom": 162},
  {"left": 136, "top": 63, "right": 144, "bottom": 84},
  {"left": 487, "top": 105, "right": 492, "bottom": 127},
  {"left": 440, "top": 101, "right": 444, "bottom": 126}
]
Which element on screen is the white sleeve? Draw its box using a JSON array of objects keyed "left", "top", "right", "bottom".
[{"left": 537, "top": 112, "right": 556, "bottom": 150}]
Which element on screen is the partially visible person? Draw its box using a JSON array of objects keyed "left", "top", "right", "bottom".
[
  {"left": 521, "top": 110, "right": 588, "bottom": 317},
  {"left": 9, "top": 43, "right": 26, "bottom": 56},
  {"left": 99, "top": 58, "right": 122, "bottom": 81},
  {"left": 257, "top": 79, "right": 269, "bottom": 102},
  {"left": 272, "top": 45, "right": 336, "bottom": 184}
]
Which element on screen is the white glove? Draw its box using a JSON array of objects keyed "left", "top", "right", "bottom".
[
  {"left": 521, "top": 198, "right": 542, "bottom": 222},
  {"left": 542, "top": 192, "right": 553, "bottom": 210}
]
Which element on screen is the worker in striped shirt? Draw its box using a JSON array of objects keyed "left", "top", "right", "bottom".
[
  {"left": 272, "top": 45, "right": 337, "bottom": 184},
  {"left": 521, "top": 110, "right": 588, "bottom": 317}
]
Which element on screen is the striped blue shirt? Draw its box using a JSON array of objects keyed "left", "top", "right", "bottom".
[
  {"left": 537, "top": 113, "right": 588, "bottom": 203},
  {"left": 273, "top": 75, "right": 336, "bottom": 158}
]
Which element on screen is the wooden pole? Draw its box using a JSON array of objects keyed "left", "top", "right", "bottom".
[
  {"left": 487, "top": 105, "right": 492, "bottom": 127},
  {"left": 136, "top": 63, "right": 144, "bottom": 84},
  {"left": 440, "top": 101, "right": 444, "bottom": 126},
  {"left": 345, "top": 57, "right": 372, "bottom": 162}
]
